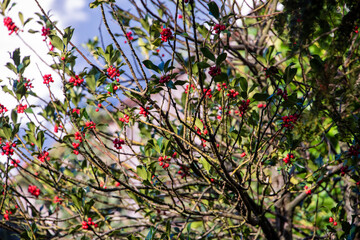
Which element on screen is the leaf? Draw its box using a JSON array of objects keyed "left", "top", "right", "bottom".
[
  {"left": 200, "top": 47, "right": 215, "bottom": 61},
  {"left": 252, "top": 93, "right": 270, "bottom": 101},
  {"left": 239, "top": 77, "right": 248, "bottom": 92},
  {"left": 284, "top": 65, "right": 297, "bottom": 84},
  {"left": 197, "top": 62, "right": 210, "bottom": 69},
  {"left": 137, "top": 166, "right": 149, "bottom": 181},
  {"left": 143, "top": 60, "right": 161, "bottom": 73},
  {"left": 49, "top": 35, "right": 64, "bottom": 51},
  {"left": 63, "top": 26, "right": 74, "bottom": 47},
  {"left": 166, "top": 80, "right": 176, "bottom": 89},
  {"left": 18, "top": 12, "right": 24, "bottom": 25},
  {"left": 12, "top": 48, "right": 21, "bottom": 66},
  {"left": 216, "top": 53, "right": 227, "bottom": 65},
  {"left": 11, "top": 109, "right": 17, "bottom": 123},
  {"left": 195, "top": 118, "right": 204, "bottom": 131},
  {"left": 36, "top": 131, "right": 45, "bottom": 149},
  {"left": 208, "top": 2, "right": 220, "bottom": 19},
  {"left": 199, "top": 157, "right": 211, "bottom": 172}
]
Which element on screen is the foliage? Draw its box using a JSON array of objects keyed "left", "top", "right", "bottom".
[{"left": 0, "top": 0, "right": 360, "bottom": 239}]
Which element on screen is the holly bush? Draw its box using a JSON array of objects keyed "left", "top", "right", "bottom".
[{"left": 1, "top": 0, "right": 360, "bottom": 239}]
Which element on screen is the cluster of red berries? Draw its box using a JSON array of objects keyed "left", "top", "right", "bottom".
[
  {"left": 160, "top": 27, "right": 174, "bottom": 42},
  {"left": 107, "top": 66, "right": 120, "bottom": 79},
  {"left": 82, "top": 218, "right": 98, "bottom": 229},
  {"left": 11, "top": 159, "right": 20, "bottom": 167},
  {"left": 209, "top": 66, "right": 221, "bottom": 77},
  {"left": 17, "top": 104, "right": 27, "bottom": 113},
  {"left": 203, "top": 88, "right": 213, "bottom": 99},
  {"left": 355, "top": 26, "right": 359, "bottom": 34},
  {"left": 119, "top": 114, "right": 130, "bottom": 123},
  {"left": 41, "top": 26, "right": 50, "bottom": 41},
  {"left": 304, "top": 186, "right": 311, "bottom": 195},
  {"left": 348, "top": 144, "right": 359, "bottom": 157},
  {"left": 281, "top": 113, "right": 299, "bottom": 129},
  {"left": 227, "top": 89, "right": 239, "bottom": 98},
  {"left": 43, "top": 74, "right": 54, "bottom": 85},
  {"left": 329, "top": 217, "right": 338, "bottom": 226},
  {"left": 126, "top": 31, "right": 134, "bottom": 42},
  {"left": 75, "top": 131, "right": 84, "bottom": 142},
  {"left": 178, "top": 165, "right": 190, "bottom": 179},
  {"left": 340, "top": 165, "right": 348, "bottom": 176},
  {"left": 257, "top": 103, "right": 267, "bottom": 108},
  {"left": 237, "top": 99, "right": 250, "bottom": 117},
  {"left": 72, "top": 142, "right": 80, "bottom": 155},
  {"left": 54, "top": 196, "right": 63, "bottom": 204},
  {"left": 158, "top": 156, "right": 171, "bottom": 169},
  {"left": 85, "top": 121, "right": 96, "bottom": 129},
  {"left": 28, "top": 185, "right": 41, "bottom": 198},
  {"left": 95, "top": 103, "right": 101, "bottom": 112},
  {"left": 159, "top": 75, "right": 171, "bottom": 84},
  {"left": 283, "top": 153, "right": 294, "bottom": 164},
  {"left": 113, "top": 138, "right": 125, "bottom": 149},
  {"left": 54, "top": 124, "right": 59, "bottom": 133},
  {"left": 23, "top": 78, "right": 34, "bottom": 90},
  {"left": 3, "top": 17, "right": 19, "bottom": 35},
  {"left": 38, "top": 151, "right": 50, "bottom": 162},
  {"left": 276, "top": 88, "right": 288, "bottom": 101},
  {"left": 1, "top": 142, "right": 16, "bottom": 156},
  {"left": 185, "top": 84, "right": 195, "bottom": 94},
  {"left": 213, "top": 24, "right": 226, "bottom": 34},
  {"left": 216, "top": 82, "right": 227, "bottom": 91},
  {"left": 72, "top": 108, "right": 80, "bottom": 115},
  {"left": 139, "top": 106, "right": 150, "bottom": 117},
  {"left": 0, "top": 104, "right": 8, "bottom": 114},
  {"left": 69, "top": 75, "right": 84, "bottom": 86},
  {"left": 194, "top": 120, "right": 208, "bottom": 147},
  {"left": 3, "top": 210, "right": 13, "bottom": 221}
]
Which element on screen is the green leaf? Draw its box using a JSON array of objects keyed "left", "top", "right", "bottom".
[
  {"left": 200, "top": 47, "right": 215, "bottom": 61},
  {"left": 208, "top": 2, "right": 220, "bottom": 19},
  {"left": 18, "top": 12, "right": 24, "bottom": 25},
  {"left": 143, "top": 60, "right": 161, "bottom": 73},
  {"left": 36, "top": 131, "right": 45, "bottom": 149},
  {"left": 199, "top": 157, "right": 211, "bottom": 172},
  {"left": 137, "top": 166, "right": 149, "bottom": 181},
  {"left": 216, "top": 53, "right": 227, "bottom": 66},
  {"left": 252, "top": 93, "right": 270, "bottom": 101},
  {"left": 28, "top": 29, "right": 39, "bottom": 34},
  {"left": 197, "top": 62, "right": 210, "bottom": 69},
  {"left": 84, "top": 199, "right": 95, "bottom": 216},
  {"left": 11, "top": 109, "right": 17, "bottom": 123},
  {"left": 12, "top": 48, "right": 21, "bottom": 66},
  {"left": 63, "top": 26, "right": 74, "bottom": 47},
  {"left": 195, "top": 118, "right": 204, "bottom": 131},
  {"left": 239, "top": 77, "right": 248, "bottom": 92},
  {"left": 284, "top": 65, "right": 297, "bottom": 84},
  {"left": 5, "top": 62, "right": 17, "bottom": 73},
  {"left": 49, "top": 35, "right": 64, "bottom": 51}
]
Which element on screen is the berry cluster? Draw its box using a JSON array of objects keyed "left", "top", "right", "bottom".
[
  {"left": 3, "top": 17, "right": 19, "bottom": 35},
  {"left": 282, "top": 153, "right": 294, "bottom": 164},
  {"left": 276, "top": 88, "right": 288, "bottom": 101},
  {"left": 257, "top": 103, "right": 266, "bottom": 108},
  {"left": 69, "top": 75, "right": 84, "bottom": 86},
  {"left": 355, "top": 26, "right": 359, "bottom": 34},
  {"left": 159, "top": 75, "right": 171, "bottom": 84},
  {"left": 85, "top": 121, "right": 96, "bottom": 129},
  {"left": 139, "top": 106, "right": 150, "bottom": 117},
  {"left": 82, "top": 218, "right": 98, "bottom": 229},
  {"left": 213, "top": 24, "right": 226, "bottom": 34},
  {"left": 0, "top": 104, "right": 8, "bottom": 114},
  {"left": 38, "top": 151, "right": 50, "bottom": 162},
  {"left": 74, "top": 131, "right": 84, "bottom": 142},
  {"left": 158, "top": 156, "right": 171, "bottom": 168},
  {"left": 107, "top": 66, "right": 120, "bottom": 79},
  {"left": 119, "top": 114, "right": 130, "bottom": 123},
  {"left": 209, "top": 66, "right": 221, "bottom": 77},
  {"left": 304, "top": 186, "right": 311, "bottom": 195},
  {"left": 160, "top": 27, "right": 174, "bottom": 42},
  {"left": 28, "top": 185, "right": 41, "bottom": 198},
  {"left": 185, "top": 84, "right": 195, "bottom": 94},
  {"left": 340, "top": 165, "right": 348, "bottom": 176},
  {"left": 1, "top": 142, "right": 16, "bottom": 156},
  {"left": 113, "top": 138, "right": 125, "bottom": 149},
  {"left": 178, "top": 166, "right": 190, "bottom": 179},
  {"left": 72, "top": 108, "right": 80, "bottom": 115},
  {"left": 72, "top": 142, "right": 80, "bottom": 155},
  {"left": 194, "top": 120, "right": 208, "bottom": 147},
  {"left": 11, "top": 159, "right": 20, "bottom": 167},
  {"left": 216, "top": 83, "right": 227, "bottom": 91},
  {"left": 17, "top": 104, "right": 27, "bottom": 113},
  {"left": 23, "top": 78, "right": 34, "bottom": 90},
  {"left": 203, "top": 88, "right": 213, "bottom": 99},
  {"left": 43, "top": 74, "right": 54, "bottom": 85},
  {"left": 348, "top": 144, "right": 359, "bottom": 157},
  {"left": 329, "top": 217, "right": 337, "bottom": 226},
  {"left": 54, "top": 196, "right": 63, "bottom": 204},
  {"left": 227, "top": 89, "right": 239, "bottom": 98},
  {"left": 95, "top": 103, "right": 101, "bottom": 112},
  {"left": 281, "top": 114, "right": 299, "bottom": 129},
  {"left": 126, "top": 31, "right": 133, "bottom": 41},
  {"left": 3, "top": 210, "right": 13, "bottom": 221},
  {"left": 41, "top": 26, "right": 50, "bottom": 41},
  {"left": 237, "top": 99, "right": 250, "bottom": 117}
]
